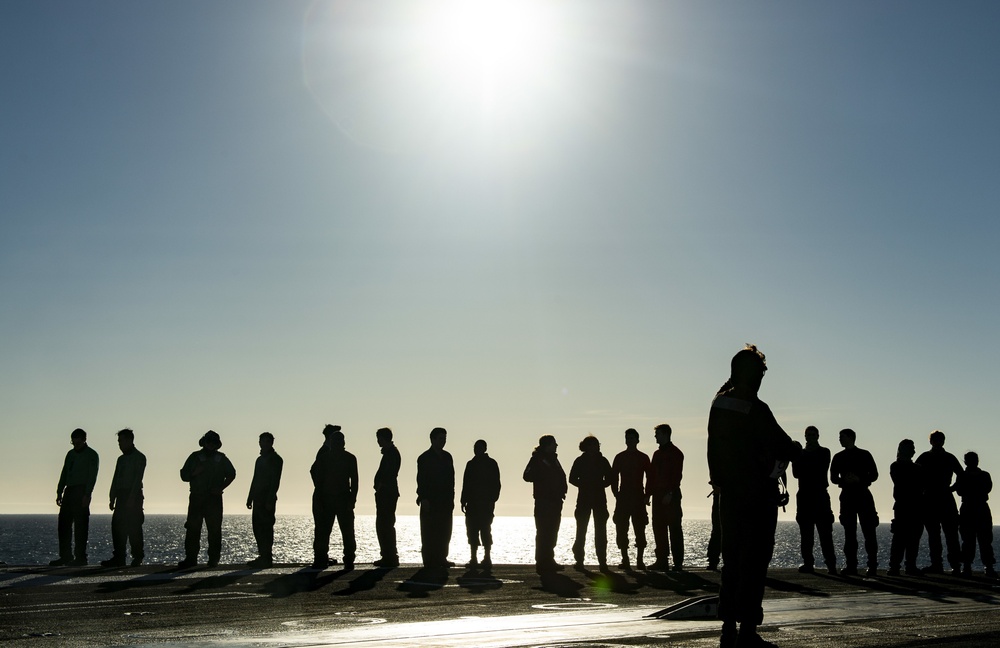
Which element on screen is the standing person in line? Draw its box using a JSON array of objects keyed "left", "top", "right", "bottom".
[
  {"left": 791, "top": 426, "right": 838, "bottom": 575},
  {"left": 708, "top": 344, "right": 801, "bottom": 648},
  {"left": 888, "top": 439, "right": 924, "bottom": 576},
  {"left": 954, "top": 451, "right": 997, "bottom": 578},
  {"left": 179, "top": 430, "right": 236, "bottom": 568},
  {"left": 830, "top": 428, "right": 880, "bottom": 578},
  {"left": 310, "top": 425, "right": 358, "bottom": 570},
  {"left": 610, "top": 428, "right": 650, "bottom": 570},
  {"left": 916, "top": 430, "right": 964, "bottom": 575},
  {"left": 246, "top": 432, "right": 283, "bottom": 568},
  {"left": 416, "top": 427, "right": 455, "bottom": 569},
  {"left": 460, "top": 439, "right": 501, "bottom": 569},
  {"left": 373, "top": 427, "right": 401, "bottom": 568},
  {"left": 51, "top": 428, "right": 100, "bottom": 567},
  {"left": 648, "top": 423, "right": 684, "bottom": 572},
  {"left": 568, "top": 435, "right": 613, "bottom": 570},
  {"left": 101, "top": 429, "right": 146, "bottom": 567},
  {"left": 523, "top": 435, "right": 567, "bottom": 574}
]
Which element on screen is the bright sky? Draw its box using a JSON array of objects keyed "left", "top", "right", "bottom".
[{"left": 2, "top": 1, "right": 998, "bottom": 522}]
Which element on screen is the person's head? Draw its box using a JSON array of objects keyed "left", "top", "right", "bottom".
[
  {"left": 536, "top": 435, "right": 557, "bottom": 454},
  {"left": 70, "top": 428, "right": 87, "bottom": 450},
  {"left": 654, "top": 424, "right": 672, "bottom": 446},
  {"left": 474, "top": 439, "right": 487, "bottom": 456},
  {"left": 430, "top": 427, "right": 447, "bottom": 450},
  {"left": 323, "top": 424, "right": 341, "bottom": 439},
  {"left": 804, "top": 426, "right": 819, "bottom": 445},
  {"left": 579, "top": 435, "right": 600, "bottom": 453},
  {"left": 328, "top": 430, "right": 346, "bottom": 449},
  {"left": 929, "top": 430, "right": 946, "bottom": 448},
  {"left": 897, "top": 438, "right": 915, "bottom": 461},
  {"left": 117, "top": 428, "right": 135, "bottom": 452},
  {"left": 730, "top": 344, "right": 767, "bottom": 393},
  {"left": 259, "top": 432, "right": 275, "bottom": 451},
  {"left": 965, "top": 451, "right": 979, "bottom": 468},
  {"left": 199, "top": 430, "right": 222, "bottom": 451},
  {"left": 376, "top": 427, "right": 393, "bottom": 447},
  {"left": 624, "top": 428, "right": 639, "bottom": 448},
  {"left": 839, "top": 428, "right": 856, "bottom": 449}
]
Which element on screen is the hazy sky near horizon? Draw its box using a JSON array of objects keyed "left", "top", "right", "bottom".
[{"left": 2, "top": 1, "right": 999, "bottom": 523}]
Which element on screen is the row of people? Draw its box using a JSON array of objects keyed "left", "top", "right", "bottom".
[
  {"left": 790, "top": 426, "right": 995, "bottom": 578},
  {"left": 50, "top": 423, "right": 689, "bottom": 571}
]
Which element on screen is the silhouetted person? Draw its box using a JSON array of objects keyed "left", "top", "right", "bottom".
[
  {"left": 916, "top": 430, "right": 963, "bottom": 574},
  {"left": 179, "top": 430, "right": 236, "bottom": 568},
  {"left": 461, "top": 439, "right": 501, "bottom": 568},
  {"left": 706, "top": 484, "right": 721, "bottom": 570},
  {"left": 791, "top": 425, "right": 837, "bottom": 575},
  {"left": 373, "top": 427, "right": 401, "bottom": 568},
  {"left": 416, "top": 427, "right": 455, "bottom": 568},
  {"left": 955, "top": 451, "right": 996, "bottom": 578},
  {"left": 568, "top": 435, "right": 612, "bottom": 570},
  {"left": 523, "top": 435, "right": 567, "bottom": 573},
  {"left": 310, "top": 425, "right": 358, "bottom": 570},
  {"left": 708, "top": 344, "right": 801, "bottom": 648},
  {"left": 246, "top": 432, "right": 283, "bottom": 568},
  {"left": 648, "top": 423, "right": 684, "bottom": 571},
  {"left": 831, "top": 428, "right": 879, "bottom": 577},
  {"left": 610, "top": 428, "right": 650, "bottom": 569},
  {"left": 51, "top": 428, "right": 99, "bottom": 567},
  {"left": 101, "top": 429, "right": 145, "bottom": 567},
  {"left": 888, "top": 439, "right": 924, "bottom": 576}
]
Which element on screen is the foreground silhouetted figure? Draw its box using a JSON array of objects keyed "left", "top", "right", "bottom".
[
  {"left": 791, "top": 426, "right": 837, "bottom": 575},
  {"left": 461, "top": 439, "right": 501, "bottom": 568},
  {"left": 246, "top": 432, "right": 283, "bottom": 567},
  {"left": 51, "top": 428, "right": 100, "bottom": 567},
  {"left": 916, "top": 430, "right": 963, "bottom": 574},
  {"left": 523, "top": 435, "right": 567, "bottom": 574},
  {"left": 101, "top": 429, "right": 146, "bottom": 567},
  {"left": 611, "top": 428, "right": 650, "bottom": 569},
  {"left": 708, "top": 344, "right": 801, "bottom": 648},
  {"left": 311, "top": 425, "right": 358, "bottom": 570},
  {"left": 831, "top": 428, "right": 879, "bottom": 577},
  {"left": 179, "top": 430, "right": 236, "bottom": 568},
  {"left": 373, "top": 427, "right": 401, "bottom": 567},
  {"left": 888, "top": 439, "right": 924, "bottom": 576},
  {"left": 569, "top": 435, "right": 613, "bottom": 569},
  {"left": 648, "top": 423, "right": 684, "bottom": 571},
  {"left": 416, "top": 427, "right": 455, "bottom": 568},
  {"left": 955, "top": 451, "right": 997, "bottom": 578}
]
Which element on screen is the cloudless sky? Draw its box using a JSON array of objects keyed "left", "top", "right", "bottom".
[{"left": 2, "top": 1, "right": 999, "bottom": 523}]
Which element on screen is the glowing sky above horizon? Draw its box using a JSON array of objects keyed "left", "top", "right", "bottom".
[{"left": 2, "top": 1, "right": 999, "bottom": 524}]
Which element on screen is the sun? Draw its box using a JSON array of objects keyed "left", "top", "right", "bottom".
[
  {"left": 418, "top": 0, "right": 558, "bottom": 102},
  {"left": 303, "top": 0, "right": 578, "bottom": 152}
]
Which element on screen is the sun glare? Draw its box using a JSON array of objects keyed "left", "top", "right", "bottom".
[{"left": 418, "top": 0, "right": 560, "bottom": 111}]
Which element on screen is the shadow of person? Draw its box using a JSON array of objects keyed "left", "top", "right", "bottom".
[
  {"left": 578, "top": 568, "right": 642, "bottom": 595},
  {"left": 397, "top": 566, "right": 449, "bottom": 598},
  {"left": 263, "top": 566, "right": 346, "bottom": 598},
  {"left": 95, "top": 567, "right": 185, "bottom": 594},
  {"left": 333, "top": 567, "right": 390, "bottom": 597},
  {"left": 534, "top": 571, "right": 585, "bottom": 597},
  {"left": 763, "top": 575, "right": 829, "bottom": 598},
  {"left": 456, "top": 567, "right": 504, "bottom": 594},
  {"left": 634, "top": 569, "right": 719, "bottom": 596}
]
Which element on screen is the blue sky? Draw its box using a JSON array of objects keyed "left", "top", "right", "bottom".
[{"left": 2, "top": 1, "right": 998, "bottom": 521}]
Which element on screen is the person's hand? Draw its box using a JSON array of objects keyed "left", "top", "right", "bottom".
[
  {"left": 416, "top": 496, "right": 422, "bottom": 506},
  {"left": 56, "top": 494, "right": 62, "bottom": 507},
  {"left": 109, "top": 499, "right": 116, "bottom": 511},
  {"left": 246, "top": 500, "right": 253, "bottom": 510},
  {"left": 461, "top": 502, "right": 467, "bottom": 514}
]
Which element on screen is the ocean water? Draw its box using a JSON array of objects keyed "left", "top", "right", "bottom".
[{"left": 1, "top": 514, "right": 996, "bottom": 569}]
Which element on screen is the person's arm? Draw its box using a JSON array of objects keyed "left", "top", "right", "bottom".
[
  {"left": 85, "top": 450, "right": 99, "bottom": 499},
  {"left": 349, "top": 455, "right": 359, "bottom": 502},
  {"left": 219, "top": 457, "right": 236, "bottom": 492}
]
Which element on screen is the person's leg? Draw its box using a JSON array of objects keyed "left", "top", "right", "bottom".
[
  {"left": 338, "top": 505, "right": 357, "bottom": 566},
  {"left": 184, "top": 495, "right": 205, "bottom": 563},
  {"left": 205, "top": 495, "right": 223, "bottom": 565},
  {"left": 110, "top": 507, "right": 127, "bottom": 562},
  {"left": 572, "top": 503, "right": 590, "bottom": 565},
  {"left": 840, "top": 495, "right": 859, "bottom": 572},
  {"left": 925, "top": 506, "right": 944, "bottom": 570},
  {"left": 130, "top": 504, "right": 145, "bottom": 563},
  {"left": 668, "top": 500, "right": 684, "bottom": 568},
  {"left": 594, "top": 504, "right": 610, "bottom": 566},
  {"left": 650, "top": 498, "right": 668, "bottom": 567},
  {"left": 375, "top": 493, "right": 399, "bottom": 561},
  {"left": 942, "top": 501, "right": 963, "bottom": 572},
  {"left": 313, "top": 497, "right": 334, "bottom": 566},
  {"left": 56, "top": 500, "right": 74, "bottom": 562}
]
